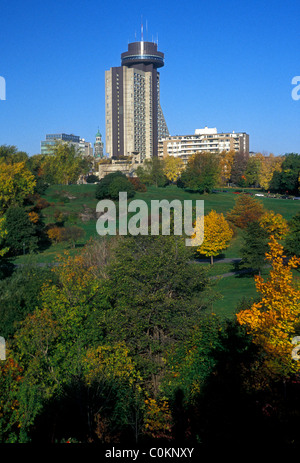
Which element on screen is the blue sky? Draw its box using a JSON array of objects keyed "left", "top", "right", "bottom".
[{"left": 0, "top": 0, "right": 299, "bottom": 156}]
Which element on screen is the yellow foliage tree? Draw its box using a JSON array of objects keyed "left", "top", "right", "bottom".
[
  {"left": 0, "top": 162, "right": 36, "bottom": 212},
  {"left": 0, "top": 217, "right": 9, "bottom": 257},
  {"left": 257, "top": 153, "right": 283, "bottom": 191},
  {"left": 259, "top": 211, "right": 289, "bottom": 240},
  {"left": 218, "top": 150, "right": 235, "bottom": 185},
  {"left": 144, "top": 396, "right": 173, "bottom": 440},
  {"left": 163, "top": 155, "right": 184, "bottom": 183},
  {"left": 237, "top": 237, "right": 300, "bottom": 379},
  {"left": 195, "top": 210, "right": 233, "bottom": 264}
]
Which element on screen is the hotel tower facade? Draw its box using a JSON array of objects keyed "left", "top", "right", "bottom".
[{"left": 105, "top": 40, "right": 169, "bottom": 159}]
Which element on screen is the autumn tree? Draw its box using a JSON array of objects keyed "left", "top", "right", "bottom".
[
  {"left": 195, "top": 210, "right": 233, "bottom": 264},
  {"left": 257, "top": 153, "right": 283, "bottom": 191},
  {"left": 237, "top": 237, "right": 300, "bottom": 379},
  {"left": 230, "top": 151, "right": 249, "bottom": 186},
  {"left": 226, "top": 194, "right": 265, "bottom": 229},
  {"left": 0, "top": 162, "right": 36, "bottom": 213},
  {"left": 163, "top": 156, "right": 184, "bottom": 184},
  {"left": 218, "top": 150, "right": 235, "bottom": 185},
  {"left": 259, "top": 211, "right": 289, "bottom": 240}
]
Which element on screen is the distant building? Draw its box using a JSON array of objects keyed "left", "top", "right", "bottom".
[
  {"left": 105, "top": 39, "right": 169, "bottom": 160},
  {"left": 94, "top": 129, "right": 104, "bottom": 158},
  {"left": 158, "top": 127, "right": 249, "bottom": 164},
  {"left": 41, "top": 133, "right": 93, "bottom": 157}
]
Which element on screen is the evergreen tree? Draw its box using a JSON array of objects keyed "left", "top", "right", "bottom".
[{"left": 240, "top": 221, "right": 269, "bottom": 275}]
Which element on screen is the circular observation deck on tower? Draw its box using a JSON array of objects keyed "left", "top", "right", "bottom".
[{"left": 121, "top": 41, "right": 164, "bottom": 68}]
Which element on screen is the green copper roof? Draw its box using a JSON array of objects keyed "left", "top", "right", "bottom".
[{"left": 96, "top": 129, "right": 101, "bottom": 137}]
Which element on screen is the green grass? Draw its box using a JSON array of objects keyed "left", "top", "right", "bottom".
[{"left": 6, "top": 183, "right": 299, "bottom": 318}]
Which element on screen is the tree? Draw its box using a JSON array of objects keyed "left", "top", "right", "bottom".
[
  {"left": 257, "top": 153, "right": 283, "bottom": 191},
  {"left": 95, "top": 171, "right": 126, "bottom": 200},
  {"left": 135, "top": 158, "right": 167, "bottom": 187},
  {"left": 180, "top": 152, "right": 220, "bottom": 193},
  {"left": 226, "top": 194, "right": 265, "bottom": 229},
  {"left": 230, "top": 151, "right": 249, "bottom": 186},
  {"left": 4, "top": 206, "right": 39, "bottom": 255},
  {"left": 218, "top": 150, "right": 235, "bottom": 185},
  {"left": 195, "top": 210, "right": 233, "bottom": 264},
  {"left": 269, "top": 153, "right": 300, "bottom": 195},
  {"left": 237, "top": 237, "right": 300, "bottom": 379},
  {"left": 240, "top": 221, "right": 269, "bottom": 275},
  {"left": 285, "top": 212, "right": 300, "bottom": 257},
  {"left": 161, "top": 313, "right": 222, "bottom": 403},
  {"left": 86, "top": 174, "right": 99, "bottom": 183},
  {"left": 244, "top": 156, "right": 262, "bottom": 187},
  {"left": 42, "top": 142, "right": 91, "bottom": 185},
  {"left": 61, "top": 225, "right": 86, "bottom": 248},
  {"left": 104, "top": 234, "right": 214, "bottom": 394},
  {"left": 259, "top": 211, "right": 289, "bottom": 240},
  {"left": 0, "top": 162, "right": 36, "bottom": 213},
  {"left": 163, "top": 156, "right": 184, "bottom": 184},
  {"left": 0, "top": 145, "right": 28, "bottom": 165},
  {"left": 0, "top": 217, "right": 9, "bottom": 257},
  {"left": 108, "top": 176, "right": 135, "bottom": 200}
]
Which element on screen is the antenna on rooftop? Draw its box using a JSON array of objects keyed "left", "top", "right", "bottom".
[{"left": 141, "top": 15, "right": 143, "bottom": 41}]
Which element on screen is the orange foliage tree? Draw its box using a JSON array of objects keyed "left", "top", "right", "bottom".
[{"left": 237, "top": 237, "right": 300, "bottom": 379}]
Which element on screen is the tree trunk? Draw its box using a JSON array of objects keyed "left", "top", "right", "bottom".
[{"left": 211, "top": 255, "right": 214, "bottom": 265}]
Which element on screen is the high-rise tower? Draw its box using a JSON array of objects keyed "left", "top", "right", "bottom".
[{"left": 105, "top": 40, "right": 169, "bottom": 159}]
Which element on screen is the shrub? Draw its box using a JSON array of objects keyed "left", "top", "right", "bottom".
[
  {"left": 95, "top": 171, "right": 135, "bottom": 200},
  {"left": 86, "top": 174, "right": 99, "bottom": 183},
  {"left": 128, "top": 176, "right": 147, "bottom": 192},
  {"left": 108, "top": 176, "right": 135, "bottom": 200},
  {"left": 95, "top": 172, "right": 125, "bottom": 200}
]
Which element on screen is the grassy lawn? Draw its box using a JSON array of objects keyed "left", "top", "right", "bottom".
[{"left": 6, "top": 183, "right": 299, "bottom": 318}]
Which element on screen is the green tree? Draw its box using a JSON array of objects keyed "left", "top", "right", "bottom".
[
  {"left": 104, "top": 234, "right": 215, "bottom": 394},
  {"left": 108, "top": 175, "right": 135, "bottom": 200},
  {"left": 42, "top": 142, "right": 91, "bottom": 185},
  {"left": 269, "top": 153, "right": 300, "bottom": 195},
  {"left": 135, "top": 158, "right": 167, "bottom": 187},
  {"left": 0, "top": 265, "right": 57, "bottom": 339},
  {"left": 4, "top": 206, "right": 39, "bottom": 255},
  {"left": 95, "top": 171, "right": 125, "bottom": 200},
  {"left": 284, "top": 212, "right": 300, "bottom": 257},
  {"left": 244, "top": 156, "right": 261, "bottom": 187},
  {"left": 240, "top": 221, "right": 269, "bottom": 275},
  {"left": 180, "top": 151, "right": 220, "bottom": 193}
]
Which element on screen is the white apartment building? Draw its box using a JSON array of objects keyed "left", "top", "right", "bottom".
[{"left": 158, "top": 127, "right": 249, "bottom": 164}]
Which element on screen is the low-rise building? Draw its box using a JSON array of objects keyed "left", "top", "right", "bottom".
[
  {"left": 41, "top": 133, "right": 93, "bottom": 157},
  {"left": 158, "top": 127, "right": 249, "bottom": 164}
]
